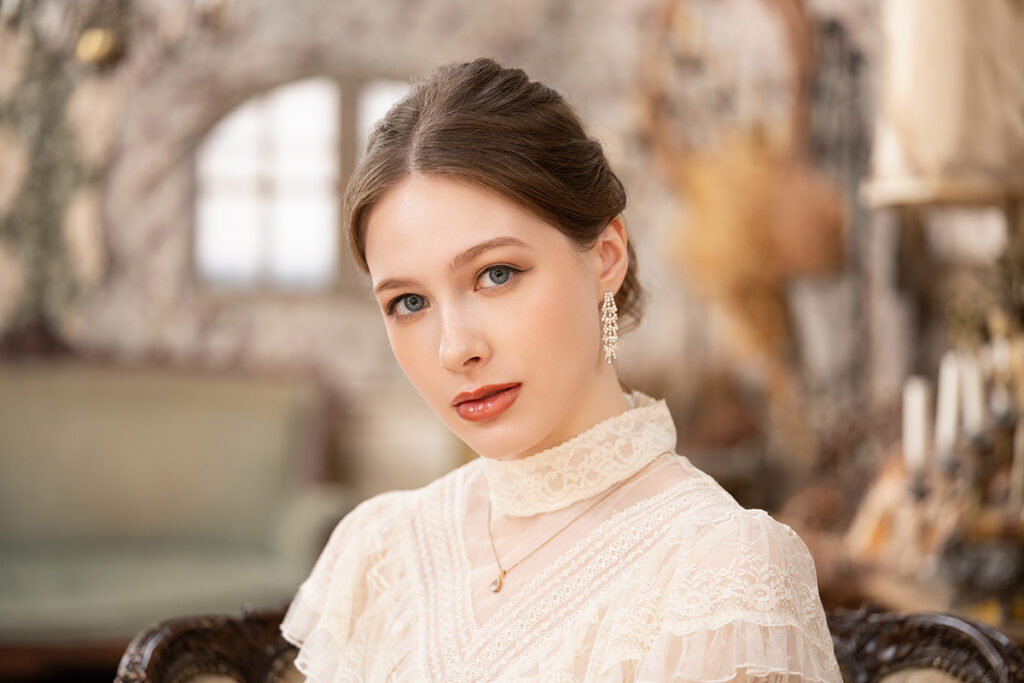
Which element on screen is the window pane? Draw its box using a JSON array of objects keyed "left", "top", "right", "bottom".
[
  {"left": 195, "top": 195, "right": 265, "bottom": 286},
  {"left": 357, "top": 79, "right": 411, "bottom": 158},
  {"left": 195, "top": 76, "right": 344, "bottom": 291},
  {"left": 270, "top": 78, "right": 339, "bottom": 180},
  {"left": 196, "top": 99, "right": 262, "bottom": 180},
  {"left": 269, "top": 195, "right": 338, "bottom": 289}
]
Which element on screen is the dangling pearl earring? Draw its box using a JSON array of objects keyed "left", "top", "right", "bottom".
[{"left": 601, "top": 291, "right": 618, "bottom": 363}]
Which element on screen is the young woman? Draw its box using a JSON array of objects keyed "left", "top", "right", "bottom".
[{"left": 282, "top": 58, "right": 842, "bottom": 682}]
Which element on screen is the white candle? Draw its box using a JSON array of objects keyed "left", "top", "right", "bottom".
[
  {"left": 960, "top": 352, "right": 986, "bottom": 437},
  {"left": 903, "top": 377, "right": 931, "bottom": 473},
  {"left": 934, "top": 351, "right": 959, "bottom": 466}
]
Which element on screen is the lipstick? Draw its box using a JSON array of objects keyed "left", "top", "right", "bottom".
[{"left": 453, "top": 383, "right": 521, "bottom": 422}]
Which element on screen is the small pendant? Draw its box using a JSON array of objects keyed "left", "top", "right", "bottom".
[{"left": 489, "top": 572, "right": 505, "bottom": 593}]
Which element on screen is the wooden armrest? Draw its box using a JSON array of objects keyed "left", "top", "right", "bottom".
[
  {"left": 827, "top": 606, "right": 1024, "bottom": 683},
  {"left": 115, "top": 604, "right": 297, "bottom": 683}
]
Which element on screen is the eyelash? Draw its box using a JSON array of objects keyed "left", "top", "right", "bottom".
[{"left": 384, "top": 264, "right": 524, "bottom": 320}]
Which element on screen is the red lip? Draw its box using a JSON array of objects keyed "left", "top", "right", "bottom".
[
  {"left": 452, "top": 383, "right": 520, "bottom": 405},
  {"left": 452, "top": 383, "right": 521, "bottom": 422}
]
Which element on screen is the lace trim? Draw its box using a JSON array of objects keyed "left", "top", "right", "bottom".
[{"left": 481, "top": 391, "right": 677, "bottom": 516}]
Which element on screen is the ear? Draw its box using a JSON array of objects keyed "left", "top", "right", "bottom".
[{"left": 591, "top": 216, "right": 629, "bottom": 296}]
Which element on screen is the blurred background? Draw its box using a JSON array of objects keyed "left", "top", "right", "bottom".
[{"left": 1, "top": 0, "right": 1023, "bottom": 679}]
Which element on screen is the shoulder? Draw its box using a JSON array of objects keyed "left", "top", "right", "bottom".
[
  {"left": 321, "top": 459, "right": 476, "bottom": 551},
  {"left": 624, "top": 505, "right": 841, "bottom": 681},
  {"left": 688, "top": 505, "right": 817, "bottom": 578},
  {"left": 662, "top": 456, "right": 813, "bottom": 564},
  {"left": 284, "top": 462, "right": 473, "bottom": 618},
  {"left": 598, "top": 466, "right": 841, "bottom": 680},
  {"left": 661, "top": 500, "right": 830, "bottom": 642},
  {"left": 663, "top": 465, "right": 820, "bottom": 595},
  {"left": 651, "top": 462, "right": 825, "bottom": 620}
]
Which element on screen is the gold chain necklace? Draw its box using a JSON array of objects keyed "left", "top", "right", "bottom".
[{"left": 485, "top": 456, "right": 662, "bottom": 593}]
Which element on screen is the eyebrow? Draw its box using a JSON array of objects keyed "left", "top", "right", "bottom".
[{"left": 372, "top": 236, "right": 531, "bottom": 295}]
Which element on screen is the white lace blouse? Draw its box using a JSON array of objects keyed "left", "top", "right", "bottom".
[{"left": 281, "top": 392, "right": 842, "bottom": 682}]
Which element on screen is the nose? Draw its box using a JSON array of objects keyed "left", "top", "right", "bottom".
[{"left": 438, "top": 307, "right": 489, "bottom": 372}]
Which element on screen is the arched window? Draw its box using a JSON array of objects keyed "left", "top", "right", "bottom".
[{"left": 194, "top": 77, "right": 410, "bottom": 292}]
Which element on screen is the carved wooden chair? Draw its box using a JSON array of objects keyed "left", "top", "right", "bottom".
[
  {"left": 116, "top": 604, "right": 1024, "bottom": 682},
  {"left": 827, "top": 607, "right": 1024, "bottom": 682},
  {"left": 115, "top": 605, "right": 299, "bottom": 683}
]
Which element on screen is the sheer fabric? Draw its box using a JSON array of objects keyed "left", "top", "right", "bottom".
[{"left": 282, "top": 393, "right": 842, "bottom": 682}]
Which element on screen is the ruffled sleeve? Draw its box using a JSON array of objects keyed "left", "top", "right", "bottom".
[
  {"left": 606, "top": 509, "right": 841, "bottom": 683},
  {"left": 280, "top": 492, "right": 411, "bottom": 682}
]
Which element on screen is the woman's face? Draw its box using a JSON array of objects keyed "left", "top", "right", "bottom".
[{"left": 364, "top": 174, "right": 625, "bottom": 460}]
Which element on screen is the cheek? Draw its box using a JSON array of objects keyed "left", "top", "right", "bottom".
[
  {"left": 522, "top": 278, "right": 598, "bottom": 365},
  {"left": 384, "top": 324, "right": 440, "bottom": 397}
]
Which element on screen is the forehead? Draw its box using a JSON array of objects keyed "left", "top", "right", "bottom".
[{"left": 363, "top": 175, "right": 571, "bottom": 277}]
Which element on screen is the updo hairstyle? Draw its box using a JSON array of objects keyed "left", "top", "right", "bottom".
[{"left": 345, "top": 57, "right": 644, "bottom": 329}]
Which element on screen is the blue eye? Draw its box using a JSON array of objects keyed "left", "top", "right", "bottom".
[
  {"left": 403, "top": 294, "right": 425, "bottom": 311},
  {"left": 390, "top": 294, "right": 426, "bottom": 316},
  {"left": 488, "top": 267, "right": 511, "bottom": 284},
  {"left": 480, "top": 265, "right": 517, "bottom": 288}
]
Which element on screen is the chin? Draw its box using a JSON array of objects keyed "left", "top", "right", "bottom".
[
  {"left": 451, "top": 424, "right": 526, "bottom": 460},
  {"left": 450, "top": 408, "right": 558, "bottom": 460}
]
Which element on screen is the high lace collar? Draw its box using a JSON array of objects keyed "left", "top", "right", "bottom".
[{"left": 481, "top": 391, "right": 677, "bottom": 517}]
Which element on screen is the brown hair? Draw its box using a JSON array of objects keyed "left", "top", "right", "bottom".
[{"left": 345, "top": 57, "right": 644, "bottom": 329}]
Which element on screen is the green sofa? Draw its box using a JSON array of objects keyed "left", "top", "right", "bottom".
[{"left": 0, "top": 362, "right": 353, "bottom": 644}]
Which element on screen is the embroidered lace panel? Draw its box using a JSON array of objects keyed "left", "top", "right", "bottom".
[{"left": 481, "top": 391, "right": 677, "bottom": 516}]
